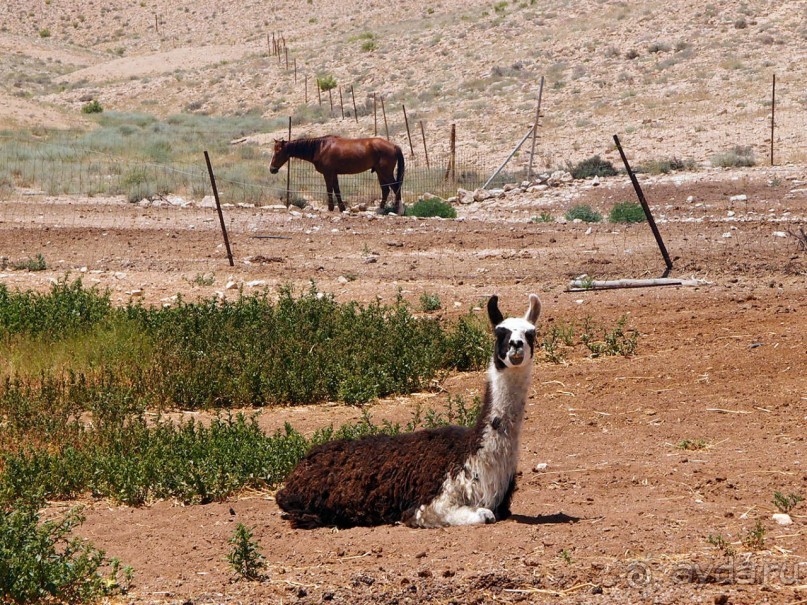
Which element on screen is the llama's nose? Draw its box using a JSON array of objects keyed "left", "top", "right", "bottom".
[{"left": 510, "top": 339, "right": 523, "bottom": 350}]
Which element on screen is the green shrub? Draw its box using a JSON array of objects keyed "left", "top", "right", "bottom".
[
  {"left": 227, "top": 523, "right": 266, "bottom": 581},
  {"left": 609, "top": 201, "right": 646, "bottom": 223},
  {"left": 530, "top": 211, "right": 553, "bottom": 223},
  {"left": 565, "top": 204, "right": 602, "bottom": 223},
  {"left": 0, "top": 498, "right": 131, "bottom": 603},
  {"left": 38, "top": 28, "right": 51, "bottom": 38},
  {"left": 711, "top": 146, "right": 756, "bottom": 168},
  {"left": 361, "top": 40, "right": 377, "bottom": 52},
  {"left": 9, "top": 254, "right": 47, "bottom": 272},
  {"left": 420, "top": 292, "right": 442, "bottom": 312},
  {"left": 637, "top": 157, "right": 697, "bottom": 174},
  {"left": 569, "top": 155, "right": 617, "bottom": 180},
  {"left": 81, "top": 100, "right": 103, "bottom": 114},
  {"left": 405, "top": 197, "right": 457, "bottom": 218},
  {"left": 316, "top": 74, "right": 337, "bottom": 92}
]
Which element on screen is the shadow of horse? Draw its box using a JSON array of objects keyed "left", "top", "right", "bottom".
[{"left": 508, "top": 512, "right": 581, "bottom": 525}]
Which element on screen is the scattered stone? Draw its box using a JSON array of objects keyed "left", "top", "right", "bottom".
[
  {"left": 225, "top": 281, "right": 238, "bottom": 290},
  {"left": 772, "top": 231, "right": 787, "bottom": 238},
  {"left": 337, "top": 276, "right": 349, "bottom": 284},
  {"left": 246, "top": 280, "right": 266, "bottom": 288},
  {"left": 591, "top": 176, "right": 600, "bottom": 186},
  {"left": 727, "top": 210, "right": 735, "bottom": 217},
  {"left": 199, "top": 196, "right": 216, "bottom": 209},
  {"left": 772, "top": 513, "right": 793, "bottom": 526},
  {"left": 533, "top": 463, "right": 548, "bottom": 472},
  {"left": 729, "top": 194, "right": 747, "bottom": 202},
  {"left": 127, "top": 289, "right": 143, "bottom": 297}
]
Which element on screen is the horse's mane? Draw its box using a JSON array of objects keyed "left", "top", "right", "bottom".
[{"left": 286, "top": 136, "right": 334, "bottom": 157}]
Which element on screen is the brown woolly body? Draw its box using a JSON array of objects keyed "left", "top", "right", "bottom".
[{"left": 275, "top": 385, "right": 509, "bottom": 529}]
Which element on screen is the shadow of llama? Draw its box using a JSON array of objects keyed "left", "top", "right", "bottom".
[{"left": 276, "top": 293, "right": 541, "bottom": 528}]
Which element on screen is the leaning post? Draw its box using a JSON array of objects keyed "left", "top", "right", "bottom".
[{"left": 203, "top": 151, "right": 234, "bottom": 267}]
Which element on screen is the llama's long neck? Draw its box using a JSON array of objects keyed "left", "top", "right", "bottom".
[{"left": 479, "top": 361, "right": 532, "bottom": 441}]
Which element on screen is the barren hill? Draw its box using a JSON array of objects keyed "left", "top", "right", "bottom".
[{"left": 1, "top": 0, "right": 806, "bottom": 168}]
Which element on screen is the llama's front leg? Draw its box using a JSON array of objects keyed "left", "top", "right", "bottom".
[{"left": 405, "top": 502, "right": 495, "bottom": 528}]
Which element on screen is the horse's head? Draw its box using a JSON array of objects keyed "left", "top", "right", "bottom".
[{"left": 269, "top": 139, "right": 288, "bottom": 174}]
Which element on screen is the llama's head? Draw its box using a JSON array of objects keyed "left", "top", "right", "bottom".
[{"left": 487, "top": 294, "right": 541, "bottom": 370}]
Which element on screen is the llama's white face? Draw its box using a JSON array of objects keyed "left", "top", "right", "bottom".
[{"left": 488, "top": 294, "right": 541, "bottom": 370}]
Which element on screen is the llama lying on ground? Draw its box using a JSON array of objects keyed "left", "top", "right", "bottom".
[{"left": 276, "top": 293, "right": 541, "bottom": 528}]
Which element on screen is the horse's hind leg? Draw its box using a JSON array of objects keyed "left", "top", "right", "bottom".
[
  {"left": 333, "top": 176, "right": 346, "bottom": 212},
  {"left": 324, "top": 174, "right": 335, "bottom": 211},
  {"left": 377, "top": 173, "right": 391, "bottom": 210}
]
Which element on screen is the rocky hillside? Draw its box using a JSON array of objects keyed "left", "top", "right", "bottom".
[{"left": 1, "top": 0, "right": 806, "bottom": 170}]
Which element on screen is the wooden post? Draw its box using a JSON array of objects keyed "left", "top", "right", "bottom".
[
  {"left": 328, "top": 88, "right": 334, "bottom": 116},
  {"left": 373, "top": 93, "right": 378, "bottom": 136},
  {"left": 154, "top": 14, "right": 159, "bottom": 33},
  {"left": 272, "top": 32, "right": 276, "bottom": 55},
  {"left": 402, "top": 104, "right": 414, "bottom": 156},
  {"left": 286, "top": 117, "right": 292, "bottom": 207},
  {"left": 613, "top": 134, "right": 673, "bottom": 278},
  {"left": 770, "top": 73, "right": 776, "bottom": 166},
  {"left": 267, "top": 33, "right": 270, "bottom": 52},
  {"left": 203, "top": 151, "right": 234, "bottom": 267},
  {"left": 317, "top": 81, "right": 321, "bottom": 106},
  {"left": 339, "top": 87, "right": 345, "bottom": 119},
  {"left": 305, "top": 74, "right": 308, "bottom": 103},
  {"left": 380, "top": 96, "right": 389, "bottom": 140},
  {"left": 527, "top": 75, "right": 545, "bottom": 181},
  {"left": 444, "top": 123, "right": 456, "bottom": 181},
  {"left": 483, "top": 127, "right": 534, "bottom": 189},
  {"left": 285, "top": 47, "right": 289, "bottom": 71},
  {"left": 419, "top": 121, "right": 430, "bottom": 169},
  {"left": 294, "top": 58, "right": 297, "bottom": 83},
  {"left": 351, "top": 85, "right": 358, "bottom": 123}
]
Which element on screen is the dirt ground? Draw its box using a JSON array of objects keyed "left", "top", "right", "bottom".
[{"left": 2, "top": 168, "right": 806, "bottom": 604}]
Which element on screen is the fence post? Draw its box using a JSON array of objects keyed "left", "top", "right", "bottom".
[
  {"left": 339, "top": 87, "right": 345, "bottom": 120},
  {"left": 770, "top": 73, "right": 776, "bottom": 166},
  {"left": 613, "top": 134, "right": 673, "bottom": 278},
  {"left": 483, "top": 127, "right": 534, "bottom": 189},
  {"left": 381, "top": 96, "right": 389, "bottom": 140},
  {"left": 444, "top": 124, "right": 456, "bottom": 181},
  {"left": 328, "top": 88, "right": 334, "bottom": 117},
  {"left": 373, "top": 93, "right": 378, "bottom": 136},
  {"left": 304, "top": 75, "right": 308, "bottom": 104},
  {"left": 402, "top": 104, "right": 415, "bottom": 156},
  {"left": 203, "top": 151, "right": 234, "bottom": 267},
  {"left": 419, "top": 121, "right": 430, "bottom": 169},
  {"left": 294, "top": 58, "right": 297, "bottom": 83},
  {"left": 286, "top": 117, "right": 292, "bottom": 207},
  {"left": 351, "top": 85, "right": 358, "bottom": 123},
  {"left": 317, "top": 81, "right": 321, "bottom": 106},
  {"left": 527, "top": 75, "right": 545, "bottom": 181}
]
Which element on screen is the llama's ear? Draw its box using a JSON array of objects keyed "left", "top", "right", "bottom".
[
  {"left": 524, "top": 294, "right": 541, "bottom": 325},
  {"left": 487, "top": 295, "right": 504, "bottom": 327}
]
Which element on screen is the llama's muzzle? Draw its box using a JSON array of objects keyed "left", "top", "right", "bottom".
[{"left": 508, "top": 341, "right": 525, "bottom": 365}]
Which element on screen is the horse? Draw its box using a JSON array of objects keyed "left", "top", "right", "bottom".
[{"left": 269, "top": 136, "right": 405, "bottom": 214}]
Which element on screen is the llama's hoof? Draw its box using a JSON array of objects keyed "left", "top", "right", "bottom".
[{"left": 477, "top": 508, "right": 495, "bottom": 524}]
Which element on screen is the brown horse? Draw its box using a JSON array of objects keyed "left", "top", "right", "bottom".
[{"left": 269, "top": 135, "right": 405, "bottom": 214}]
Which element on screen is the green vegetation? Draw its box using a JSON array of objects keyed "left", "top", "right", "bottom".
[
  {"left": 316, "top": 74, "right": 337, "bottom": 92},
  {"left": 636, "top": 157, "right": 697, "bottom": 174},
  {"left": 530, "top": 211, "right": 553, "bottom": 223},
  {"left": 608, "top": 201, "right": 646, "bottom": 224},
  {"left": 711, "top": 145, "right": 756, "bottom": 168},
  {"left": 676, "top": 438, "right": 708, "bottom": 451},
  {"left": 227, "top": 524, "right": 266, "bottom": 581},
  {"left": 0, "top": 279, "right": 489, "bottom": 409},
  {"left": 405, "top": 197, "right": 457, "bottom": 219},
  {"left": 706, "top": 533, "right": 736, "bottom": 557},
  {"left": 419, "top": 292, "right": 442, "bottom": 312},
  {"left": 539, "top": 316, "right": 639, "bottom": 363},
  {"left": 742, "top": 521, "right": 766, "bottom": 550},
  {"left": 38, "top": 28, "right": 51, "bottom": 38},
  {"left": 772, "top": 492, "right": 803, "bottom": 514},
  {"left": 1, "top": 254, "right": 47, "bottom": 271},
  {"left": 565, "top": 204, "right": 602, "bottom": 223},
  {"left": 81, "top": 100, "right": 103, "bottom": 114},
  {"left": 0, "top": 498, "right": 132, "bottom": 603},
  {"left": 569, "top": 155, "right": 617, "bottom": 180}
]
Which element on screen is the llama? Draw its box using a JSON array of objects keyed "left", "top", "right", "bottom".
[{"left": 276, "top": 293, "right": 541, "bottom": 529}]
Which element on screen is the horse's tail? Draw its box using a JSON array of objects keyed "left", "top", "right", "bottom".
[{"left": 394, "top": 145, "right": 405, "bottom": 194}]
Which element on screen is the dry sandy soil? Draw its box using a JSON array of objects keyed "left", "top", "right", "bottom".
[
  {"left": 1, "top": 1, "right": 807, "bottom": 603},
  {"left": 2, "top": 167, "right": 807, "bottom": 604}
]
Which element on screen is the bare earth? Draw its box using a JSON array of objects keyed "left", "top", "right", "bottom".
[{"left": 2, "top": 167, "right": 806, "bottom": 604}]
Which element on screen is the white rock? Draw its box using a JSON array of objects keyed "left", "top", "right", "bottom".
[
  {"left": 727, "top": 210, "right": 735, "bottom": 217},
  {"left": 686, "top": 195, "right": 695, "bottom": 203},
  {"left": 527, "top": 185, "right": 548, "bottom": 193},
  {"left": 772, "top": 513, "right": 793, "bottom": 526},
  {"left": 337, "top": 276, "right": 349, "bottom": 284},
  {"left": 585, "top": 227, "right": 593, "bottom": 235},
  {"left": 591, "top": 176, "right": 600, "bottom": 186},
  {"left": 772, "top": 231, "right": 788, "bottom": 238},
  {"left": 729, "top": 194, "right": 747, "bottom": 202},
  {"left": 128, "top": 289, "right": 143, "bottom": 297},
  {"left": 199, "top": 196, "right": 216, "bottom": 209},
  {"left": 246, "top": 280, "right": 266, "bottom": 288},
  {"left": 533, "top": 463, "right": 548, "bottom": 472},
  {"left": 457, "top": 188, "right": 473, "bottom": 204},
  {"left": 225, "top": 281, "right": 238, "bottom": 290},
  {"left": 722, "top": 232, "right": 732, "bottom": 238},
  {"left": 473, "top": 188, "right": 491, "bottom": 202}
]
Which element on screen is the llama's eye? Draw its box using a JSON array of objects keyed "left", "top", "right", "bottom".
[{"left": 526, "top": 330, "right": 535, "bottom": 339}]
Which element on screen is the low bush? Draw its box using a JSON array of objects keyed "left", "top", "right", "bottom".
[
  {"left": 405, "top": 197, "right": 457, "bottom": 218},
  {"left": 609, "top": 201, "right": 646, "bottom": 223},
  {"left": 80, "top": 100, "right": 103, "bottom": 114},
  {"left": 569, "top": 155, "right": 617, "bottom": 180},
  {"left": 565, "top": 204, "right": 602, "bottom": 223},
  {"left": 0, "top": 498, "right": 131, "bottom": 603},
  {"left": 711, "top": 146, "right": 755, "bottom": 168}
]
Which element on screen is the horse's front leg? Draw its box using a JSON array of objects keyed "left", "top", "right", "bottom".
[
  {"left": 333, "top": 176, "right": 346, "bottom": 212},
  {"left": 323, "top": 173, "right": 335, "bottom": 211}
]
